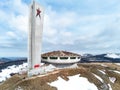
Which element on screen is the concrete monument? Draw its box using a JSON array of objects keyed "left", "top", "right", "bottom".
[{"left": 28, "top": 0, "right": 44, "bottom": 77}]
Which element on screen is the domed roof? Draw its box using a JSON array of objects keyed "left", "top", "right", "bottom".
[{"left": 42, "top": 50, "right": 80, "bottom": 57}]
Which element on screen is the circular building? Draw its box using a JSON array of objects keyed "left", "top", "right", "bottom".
[{"left": 41, "top": 51, "right": 81, "bottom": 64}]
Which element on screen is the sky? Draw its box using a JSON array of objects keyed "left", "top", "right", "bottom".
[{"left": 0, "top": 0, "right": 120, "bottom": 57}]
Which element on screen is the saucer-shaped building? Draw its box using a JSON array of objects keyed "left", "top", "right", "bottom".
[{"left": 41, "top": 51, "right": 81, "bottom": 64}]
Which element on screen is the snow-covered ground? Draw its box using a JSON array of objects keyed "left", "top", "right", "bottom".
[
  {"left": 49, "top": 74, "right": 98, "bottom": 90},
  {"left": 105, "top": 53, "right": 120, "bottom": 59},
  {"left": 115, "top": 63, "right": 120, "bottom": 66},
  {"left": 0, "top": 63, "right": 28, "bottom": 82},
  {"left": 0, "top": 63, "right": 79, "bottom": 83},
  {"left": 0, "top": 63, "right": 58, "bottom": 82}
]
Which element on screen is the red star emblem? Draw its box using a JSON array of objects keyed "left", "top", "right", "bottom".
[{"left": 36, "top": 8, "right": 41, "bottom": 18}]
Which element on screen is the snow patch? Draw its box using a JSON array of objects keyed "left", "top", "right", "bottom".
[
  {"left": 50, "top": 74, "right": 98, "bottom": 90},
  {"left": 93, "top": 74, "right": 103, "bottom": 82},
  {"left": 109, "top": 77, "right": 116, "bottom": 83},
  {"left": 105, "top": 53, "right": 120, "bottom": 59},
  {"left": 114, "top": 70, "right": 120, "bottom": 74},
  {"left": 44, "top": 64, "right": 56, "bottom": 72},
  {"left": 98, "top": 70, "right": 106, "bottom": 75},
  {"left": 108, "top": 84, "right": 112, "bottom": 90},
  {"left": 115, "top": 63, "right": 120, "bottom": 66}
]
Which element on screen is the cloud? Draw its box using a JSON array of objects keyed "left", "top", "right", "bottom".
[
  {"left": 0, "top": 0, "right": 28, "bottom": 51},
  {"left": 8, "top": 15, "right": 28, "bottom": 33},
  {"left": 42, "top": 10, "right": 120, "bottom": 54},
  {"left": 43, "top": 7, "right": 77, "bottom": 45},
  {"left": 0, "top": 0, "right": 120, "bottom": 56}
]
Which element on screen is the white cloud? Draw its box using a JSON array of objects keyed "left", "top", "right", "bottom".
[
  {"left": 43, "top": 8, "right": 78, "bottom": 45},
  {"left": 8, "top": 15, "right": 28, "bottom": 33},
  {"left": 0, "top": 0, "right": 28, "bottom": 50},
  {"left": 0, "top": 0, "right": 28, "bottom": 32},
  {"left": 0, "top": 0, "right": 120, "bottom": 56},
  {"left": 42, "top": 5, "right": 120, "bottom": 53},
  {"left": 6, "top": 31, "right": 16, "bottom": 38}
]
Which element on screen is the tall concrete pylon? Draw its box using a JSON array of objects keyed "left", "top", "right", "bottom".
[{"left": 28, "top": 0, "right": 44, "bottom": 77}]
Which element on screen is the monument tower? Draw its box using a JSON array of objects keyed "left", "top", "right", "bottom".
[{"left": 28, "top": 0, "right": 44, "bottom": 76}]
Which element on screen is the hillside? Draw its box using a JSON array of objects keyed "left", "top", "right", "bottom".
[{"left": 0, "top": 63, "right": 120, "bottom": 90}]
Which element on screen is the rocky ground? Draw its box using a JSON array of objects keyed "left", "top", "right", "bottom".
[{"left": 0, "top": 63, "right": 120, "bottom": 90}]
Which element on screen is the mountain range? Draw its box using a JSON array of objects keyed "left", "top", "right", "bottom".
[{"left": 81, "top": 53, "right": 120, "bottom": 63}]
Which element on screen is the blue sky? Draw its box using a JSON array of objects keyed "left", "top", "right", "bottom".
[{"left": 0, "top": 0, "right": 120, "bottom": 57}]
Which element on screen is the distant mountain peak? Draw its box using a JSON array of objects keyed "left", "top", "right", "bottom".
[{"left": 105, "top": 53, "right": 120, "bottom": 59}]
